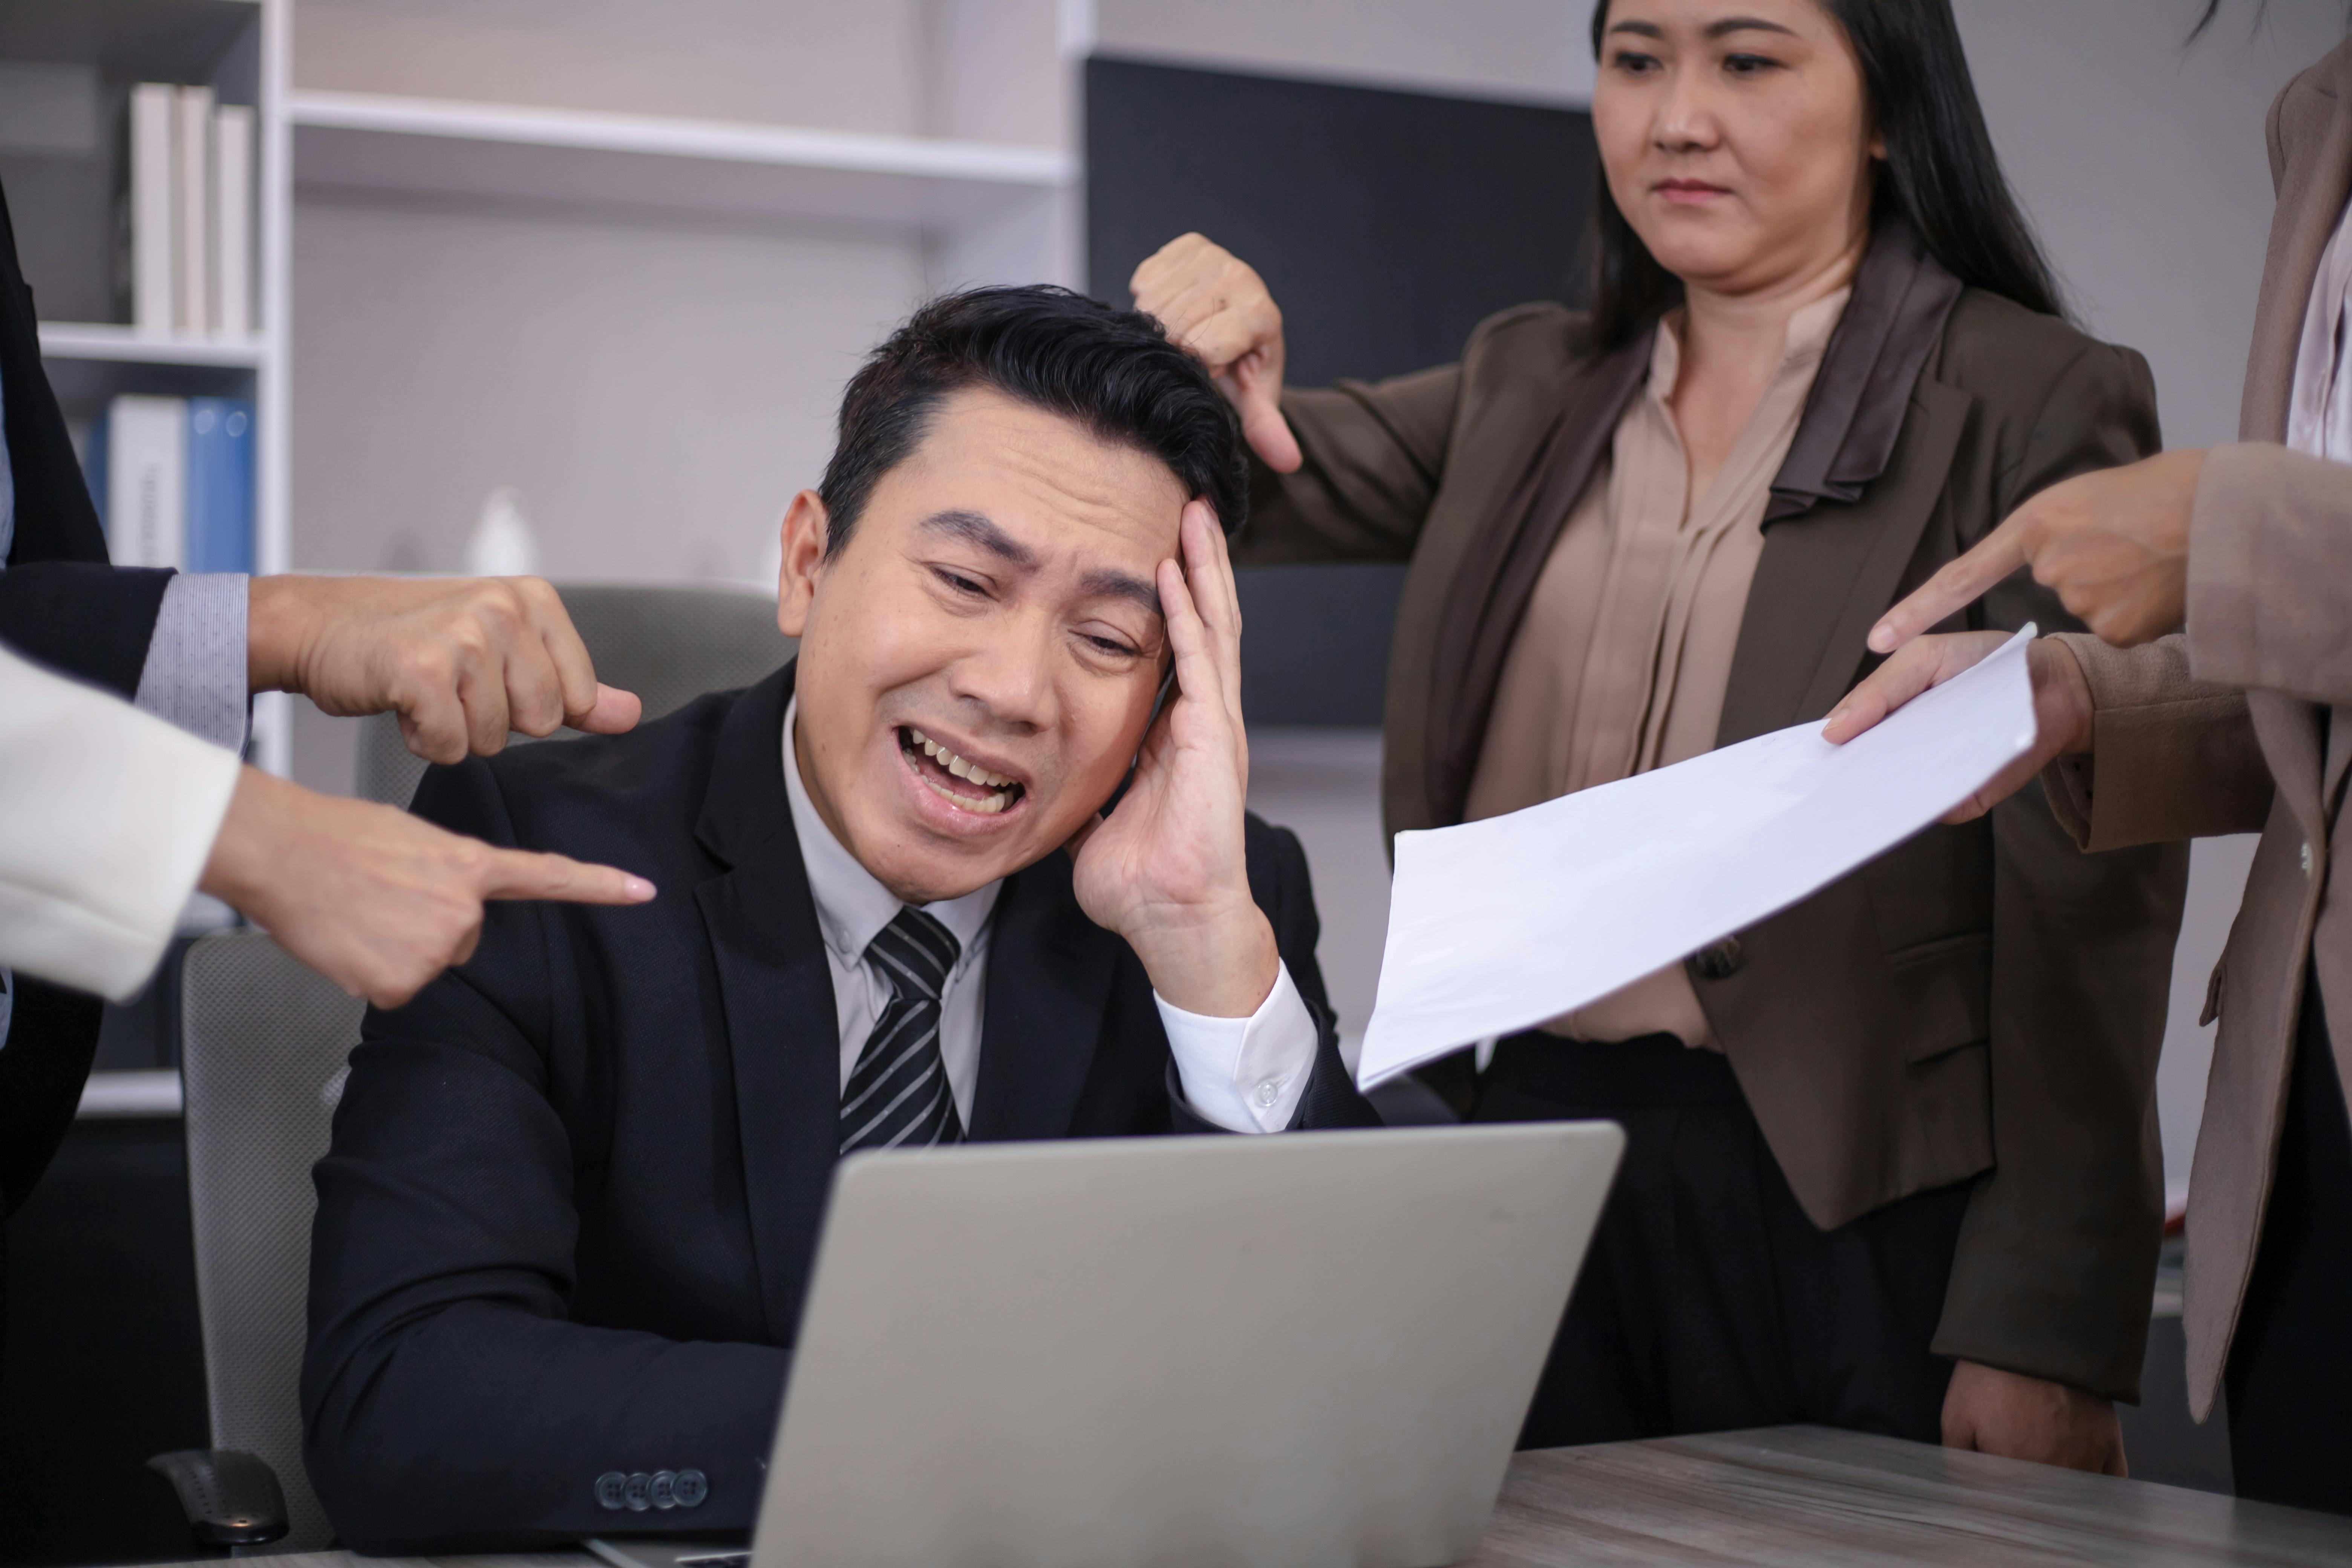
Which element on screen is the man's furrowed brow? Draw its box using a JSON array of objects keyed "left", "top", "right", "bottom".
[
  {"left": 918, "top": 508, "right": 1037, "bottom": 567},
  {"left": 1080, "top": 567, "right": 1164, "bottom": 620}
]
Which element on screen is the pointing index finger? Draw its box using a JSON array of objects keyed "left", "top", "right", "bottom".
[
  {"left": 1868, "top": 520, "right": 2030, "bottom": 654},
  {"left": 479, "top": 849, "right": 658, "bottom": 905}
]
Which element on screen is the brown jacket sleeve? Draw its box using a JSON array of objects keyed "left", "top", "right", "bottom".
[
  {"left": 1929, "top": 337, "right": 2190, "bottom": 1403},
  {"left": 2037, "top": 633, "right": 2271, "bottom": 852},
  {"left": 2187, "top": 441, "right": 2352, "bottom": 707},
  {"left": 1233, "top": 362, "right": 1463, "bottom": 566},
  {"left": 2027, "top": 439, "right": 2333, "bottom": 853}
]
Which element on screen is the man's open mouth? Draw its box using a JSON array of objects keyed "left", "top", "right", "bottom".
[{"left": 899, "top": 727, "right": 1026, "bottom": 816}]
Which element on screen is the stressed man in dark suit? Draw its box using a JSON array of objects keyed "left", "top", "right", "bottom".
[{"left": 303, "top": 286, "right": 1383, "bottom": 1553}]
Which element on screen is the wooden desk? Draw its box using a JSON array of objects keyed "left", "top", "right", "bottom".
[
  {"left": 132, "top": 1426, "right": 2352, "bottom": 1568},
  {"left": 1468, "top": 1426, "right": 2352, "bottom": 1565}
]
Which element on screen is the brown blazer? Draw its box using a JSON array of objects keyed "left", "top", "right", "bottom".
[
  {"left": 2041, "top": 38, "right": 2352, "bottom": 1422},
  {"left": 1239, "top": 220, "right": 2190, "bottom": 1401}
]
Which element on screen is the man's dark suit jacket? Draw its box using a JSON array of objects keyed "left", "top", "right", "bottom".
[
  {"left": 302, "top": 659, "right": 1379, "bottom": 1554},
  {"left": 0, "top": 174, "right": 180, "bottom": 1282}
]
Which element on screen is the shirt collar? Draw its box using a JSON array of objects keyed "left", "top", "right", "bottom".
[
  {"left": 1646, "top": 285, "right": 1852, "bottom": 409},
  {"left": 781, "top": 695, "right": 1001, "bottom": 971}
]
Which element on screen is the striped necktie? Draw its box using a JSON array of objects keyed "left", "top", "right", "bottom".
[{"left": 839, "top": 906, "right": 964, "bottom": 1152}]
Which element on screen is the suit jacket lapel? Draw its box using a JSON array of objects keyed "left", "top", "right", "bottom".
[
  {"left": 2237, "top": 44, "right": 2352, "bottom": 835},
  {"left": 1719, "top": 380, "right": 1971, "bottom": 743},
  {"left": 1422, "top": 337, "right": 1650, "bottom": 827},
  {"left": 691, "top": 661, "right": 844, "bottom": 1344},
  {"left": 969, "top": 847, "right": 1122, "bottom": 1140},
  {"left": 1718, "top": 219, "right": 1969, "bottom": 744},
  {"left": 2243, "top": 40, "right": 2352, "bottom": 444},
  {"left": 2248, "top": 689, "right": 2330, "bottom": 853}
]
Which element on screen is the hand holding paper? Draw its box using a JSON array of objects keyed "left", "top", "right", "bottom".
[{"left": 1355, "top": 628, "right": 2042, "bottom": 1088}]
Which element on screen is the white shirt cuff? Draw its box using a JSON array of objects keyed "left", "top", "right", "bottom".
[{"left": 1153, "top": 960, "right": 1321, "bottom": 1133}]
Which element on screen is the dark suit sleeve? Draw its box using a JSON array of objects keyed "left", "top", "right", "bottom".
[
  {"left": 302, "top": 760, "right": 788, "bottom": 1554},
  {"left": 0, "top": 177, "right": 165, "bottom": 1246},
  {"left": 0, "top": 563, "right": 174, "bottom": 697},
  {"left": 1930, "top": 341, "right": 2190, "bottom": 1402},
  {"left": 1, "top": 176, "right": 109, "bottom": 570}
]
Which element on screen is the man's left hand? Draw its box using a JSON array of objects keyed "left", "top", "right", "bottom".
[
  {"left": 248, "top": 575, "right": 643, "bottom": 763},
  {"left": 1943, "top": 1360, "right": 2128, "bottom": 1476},
  {"left": 1068, "top": 500, "right": 1280, "bottom": 1019},
  {"left": 1869, "top": 449, "right": 2204, "bottom": 656}
]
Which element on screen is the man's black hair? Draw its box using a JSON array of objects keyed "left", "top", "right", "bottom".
[{"left": 816, "top": 285, "right": 1247, "bottom": 554}]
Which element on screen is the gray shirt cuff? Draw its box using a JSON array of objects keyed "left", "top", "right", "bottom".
[{"left": 133, "top": 573, "right": 250, "bottom": 754}]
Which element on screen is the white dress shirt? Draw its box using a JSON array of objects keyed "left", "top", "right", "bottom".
[
  {"left": 2288, "top": 197, "right": 2352, "bottom": 462},
  {"left": 779, "top": 698, "right": 1319, "bottom": 1133}
]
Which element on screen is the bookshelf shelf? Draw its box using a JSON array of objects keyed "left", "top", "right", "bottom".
[
  {"left": 38, "top": 321, "right": 267, "bottom": 369},
  {"left": 288, "top": 90, "right": 1076, "bottom": 232}
]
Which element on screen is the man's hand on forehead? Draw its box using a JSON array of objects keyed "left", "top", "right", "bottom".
[{"left": 1069, "top": 501, "right": 1277, "bottom": 1020}]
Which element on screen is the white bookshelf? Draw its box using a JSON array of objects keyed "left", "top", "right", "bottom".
[
  {"left": 37, "top": 320, "right": 269, "bottom": 369},
  {"left": 288, "top": 90, "right": 1075, "bottom": 232},
  {"left": 8, "top": 0, "right": 294, "bottom": 776}
]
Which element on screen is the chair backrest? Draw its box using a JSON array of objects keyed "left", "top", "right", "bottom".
[
  {"left": 178, "top": 931, "right": 367, "bottom": 1551},
  {"left": 356, "top": 582, "right": 797, "bottom": 806}
]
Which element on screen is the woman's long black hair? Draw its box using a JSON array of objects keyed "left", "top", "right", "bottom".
[{"left": 1586, "top": 0, "right": 2064, "bottom": 348}]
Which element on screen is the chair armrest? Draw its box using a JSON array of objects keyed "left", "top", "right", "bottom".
[{"left": 146, "top": 1449, "right": 289, "bottom": 1546}]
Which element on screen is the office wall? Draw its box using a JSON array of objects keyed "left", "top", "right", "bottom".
[
  {"left": 1090, "top": 0, "right": 1596, "bottom": 106},
  {"left": 293, "top": 0, "right": 933, "bottom": 136},
  {"left": 289, "top": 195, "right": 923, "bottom": 582}
]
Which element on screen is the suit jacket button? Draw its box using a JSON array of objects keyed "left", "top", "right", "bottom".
[
  {"left": 595, "top": 1472, "right": 628, "bottom": 1510},
  {"left": 624, "top": 1473, "right": 654, "bottom": 1511},
  {"left": 650, "top": 1471, "right": 678, "bottom": 1510},
  {"left": 674, "top": 1469, "right": 709, "bottom": 1508},
  {"left": 1694, "top": 937, "right": 1744, "bottom": 981}
]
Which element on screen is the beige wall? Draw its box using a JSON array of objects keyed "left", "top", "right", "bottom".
[
  {"left": 1092, "top": 0, "right": 1593, "bottom": 105},
  {"left": 293, "top": 0, "right": 931, "bottom": 136},
  {"left": 289, "top": 193, "right": 925, "bottom": 581}
]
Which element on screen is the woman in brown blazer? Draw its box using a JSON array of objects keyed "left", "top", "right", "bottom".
[
  {"left": 1134, "top": 0, "right": 2187, "bottom": 1471},
  {"left": 1834, "top": 18, "right": 2352, "bottom": 1516}
]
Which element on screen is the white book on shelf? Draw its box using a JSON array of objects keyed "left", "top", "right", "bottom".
[
  {"left": 128, "top": 84, "right": 175, "bottom": 335},
  {"left": 212, "top": 104, "right": 254, "bottom": 338},
  {"left": 174, "top": 85, "right": 214, "bottom": 335},
  {"left": 107, "top": 395, "right": 188, "bottom": 569}
]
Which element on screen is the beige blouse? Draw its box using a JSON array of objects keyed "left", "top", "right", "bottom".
[{"left": 1464, "top": 287, "right": 1851, "bottom": 1048}]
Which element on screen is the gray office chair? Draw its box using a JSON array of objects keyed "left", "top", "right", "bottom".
[
  {"left": 357, "top": 581, "right": 796, "bottom": 807},
  {"left": 147, "top": 586, "right": 793, "bottom": 1549},
  {"left": 150, "top": 930, "right": 364, "bottom": 1552}
]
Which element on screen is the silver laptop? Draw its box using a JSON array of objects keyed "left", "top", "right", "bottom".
[{"left": 591, "top": 1121, "right": 1622, "bottom": 1568}]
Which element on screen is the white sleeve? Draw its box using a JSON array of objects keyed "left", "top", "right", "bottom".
[
  {"left": 0, "top": 643, "right": 242, "bottom": 1002},
  {"left": 1153, "top": 961, "right": 1322, "bottom": 1133}
]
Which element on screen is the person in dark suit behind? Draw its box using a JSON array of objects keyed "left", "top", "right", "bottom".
[
  {"left": 303, "top": 285, "right": 1383, "bottom": 1554},
  {"left": 0, "top": 170, "right": 654, "bottom": 1312}
]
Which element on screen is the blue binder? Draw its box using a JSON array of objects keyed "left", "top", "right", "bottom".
[{"left": 186, "top": 397, "right": 255, "bottom": 574}]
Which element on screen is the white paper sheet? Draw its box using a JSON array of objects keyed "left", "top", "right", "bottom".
[{"left": 1356, "top": 627, "right": 2040, "bottom": 1088}]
